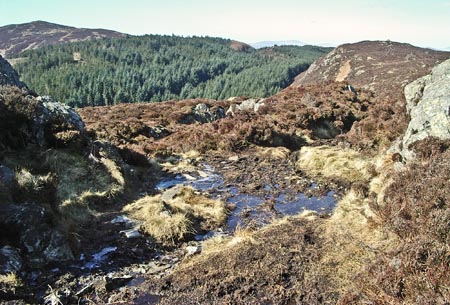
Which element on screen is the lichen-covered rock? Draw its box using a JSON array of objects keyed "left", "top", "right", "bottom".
[
  {"left": 0, "top": 246, "right": 22, "bottom": 273},
  {"left": 226, "top": 98, "right": 265, "bottom": 116},
  {"left": 400, "top": 58, "right": 450, "bottom": 160},
  {"left": 0, "top": 203, "right": 74, "bottom": 268},
  {"left": 0, "top": 56, "right": 27, "bottom": 89},
  {"left": 148, "top": 126, "right": 171, "bottom": 139},
  {"left": 0, "top": 88, "right": 85, "bottom": 149},
  {"left": 180, "top": 103, "right": 225, "bottom": 124},
  {"left": 33, "top": 95, "right": 85, "bottom": 146},
  {"left": 38, "top": 96, "right": 85, "bottom": 131}
]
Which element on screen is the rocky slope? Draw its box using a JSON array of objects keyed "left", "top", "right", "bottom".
[
  {"left": 0, "top": 58, "right": 163, "bottom": 303},
  {"left": 0, "top": 21, "right": 125, "bottom": 57},
  {"left": 291, "top": 40, "right": 449, "bottom": 96},
  {"left": 0, "top": 56, "right": 26, "bottom": 89},
  {"left": 289, "top": 41, "right": 450, "bottom": 148}
]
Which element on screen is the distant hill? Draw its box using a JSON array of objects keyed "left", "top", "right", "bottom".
[
  {"left": 12, "top": 35, "right": 331, "bottom": 107},
  {"left": 291, "top": 40, "right": 450, "bottom": 97},
  {"left": 0, "top": 20, "right": 126, "bottom": 57},
  {"left": 250, "top": 40, "right": 306, "bottom": 49},
  {"left": 290, "top": 40, "right": 450, "bottom": 146}
]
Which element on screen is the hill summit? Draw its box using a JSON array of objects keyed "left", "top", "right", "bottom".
[{"left": 0, "top": 20, "right": 126, "bottom": 57}]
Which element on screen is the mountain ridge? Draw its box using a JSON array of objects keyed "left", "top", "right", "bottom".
[{"left": 0, "top": 20, "right": 126, "bottom": 57}]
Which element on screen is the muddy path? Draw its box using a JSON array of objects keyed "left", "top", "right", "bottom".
[{"left": 11, "top": 152, "right": 343, "bottom": 304}]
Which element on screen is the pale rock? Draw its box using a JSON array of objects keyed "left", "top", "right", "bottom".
[{"left": 398, "top": 59, "right": 450, "bottom": 160}]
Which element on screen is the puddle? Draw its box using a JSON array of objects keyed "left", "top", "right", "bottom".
[
  {"left": 83, "top": 246, "right": 117, "bottom": 270},
  {"left": 156, "top": 174, "right": 187, "bottom": 190},
  {"left": 274, "top": 191, "right": 336, "bottom": 215},
  {"left": 156, "top": 162, "right": 337, "bottom": 234}
]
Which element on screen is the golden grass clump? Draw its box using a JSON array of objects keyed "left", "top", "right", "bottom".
[
  {"left": 124, "top": 186, "right": 226, "bottom": 243},
  {"left": 296, "top": 145, "right": 376, "bottom": 183},
  {"left": 0, "top": 272, "right": 22, "bottom": 294},
  {"left": 125, "top": 194, "right": 192, "bottom": 243}
]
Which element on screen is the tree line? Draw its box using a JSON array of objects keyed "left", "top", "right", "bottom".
[{"left": 12, "top": 35, "right": 331, "bottom": 107}]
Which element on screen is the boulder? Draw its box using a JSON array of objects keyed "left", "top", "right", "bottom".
[
  {"left": 0, "top": 89, "right": 85, "bottom": 149},
  {"left": 33, "top": 95, "right": 85, "bottom": 146},
  {"left": 0, "top": 56, "right": 27, "bottom": 89},
  {"left": 226, "top": 98, "right": 265, "bottom": 116},
  {"left": 399, "top": 58, "right": 450, "bottom": 160},
  {"left": 148, "top": 125, "right": 171, "bottom": 139},
  {"left": 0, "top": 246, "right": 22, "bottom": 273},
  {"left": 0, "top": 203, "right": 74, "bottom": 267},
  {"left": 187, "top": 103, "right": 226, "bottom": 124}
]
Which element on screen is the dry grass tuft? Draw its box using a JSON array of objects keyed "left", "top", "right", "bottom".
[
  {"left": 40, "top": 149, "right": 124, "bottom": 223},
  {"left": 125, "top": 194, "right": 192, "bottom": 243},
  {"left": 0, "top": 272, "right": 22, "bottom": 294},
  {"left": 124, "top": 186, "right": 226, "bottom": 244},
  {"left": 296, "top": 145, "right": 376, "bottom": 183},
  {"left": 298, "top": 149, "right": 396, "bottom": 301},
  {"left": 255, "top": 146, "right": 291, "bottom": 160}
]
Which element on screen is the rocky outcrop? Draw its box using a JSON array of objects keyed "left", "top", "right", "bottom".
[
  {"left": 0, "top": 56, "right": 27, "bottom": 89},
  {"left": 226, "top": 98, "right": 265, "bottom": 116},
  {"left": 180, "top": 103, "right": 226, "bottom": 124},
  {"left": 0, "top": 203, "right": 74, "bottom": 270},
  {"left": 288, "top": 41, "right": 450, "bottom": 147},
  {"left": 0, "top": 89, "right": 85, "bottom": 149},
  {"left": 397, "top": 58, "right": 450, "bottom": 160}
]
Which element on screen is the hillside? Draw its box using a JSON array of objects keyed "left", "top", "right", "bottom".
[
  {"left": 2, "top": 40, "right": 450, "bottom": 305},
  {"left": 11, "top": 35, "right": 331, "bottom": 106},
  {"left": 0, "top": 21, "right": 125, "bottom": 57},
  {"left": 289, "top": 41, "right": 450, "bottom": 148}
]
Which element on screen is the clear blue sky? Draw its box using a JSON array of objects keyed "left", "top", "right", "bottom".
[{"left": 1, "top": 0, "right": 449, "bottom": 49}]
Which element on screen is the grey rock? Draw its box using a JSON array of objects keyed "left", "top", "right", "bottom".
[
  {"left": 185, "top": 245, "right": 202, "bottom": 256},
  {"left": 120, "top": 229, "right": 142, "bottom": 239},
  {"left": 105, "top": 276, "right": 133, "bottom": 292},
  {"left": 0, "top": 91, "right": 85, "bottom": 149},
  {"left": 181, "top": 103, "right": 226, "bottom": 124},
  {"left": 226, "top": 98, "right": 265, "bottom": 116},
  {"left": 148, "top": 125, "right": 171, "bottom": 139},
  {"left": 399, "top": 59, "right": 450, "bottom": 160},
  {"left": 0, "top": 203, "right": 74, "bottom": 267},
  {"left": 0, "top": 246, "right": 22, "bottom": 273},
  {"left": 111, "top": 215, "right": 137, "bottom": 228},
  {"left": 193, "top": 103, "right": 223, "bottom": 123},
  {"left": 33, "top": 95, "right": 85, "bottom": 146},
  {"left": 0, "top": 55, "right": 27, "bottom": 89}
]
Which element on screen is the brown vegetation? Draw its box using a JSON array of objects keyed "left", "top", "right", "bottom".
[
  {"left": 292, "top": 41, "right": 450, "bottom": 149},
  {"left": 78, "top": 82, "right": 377, "bottom": 159},
  {"left": 152, "top": 217, "right": 337, "bottom": 305},
  {"left": 348, "top": 139, "right": 450, "bottom": 304}
]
